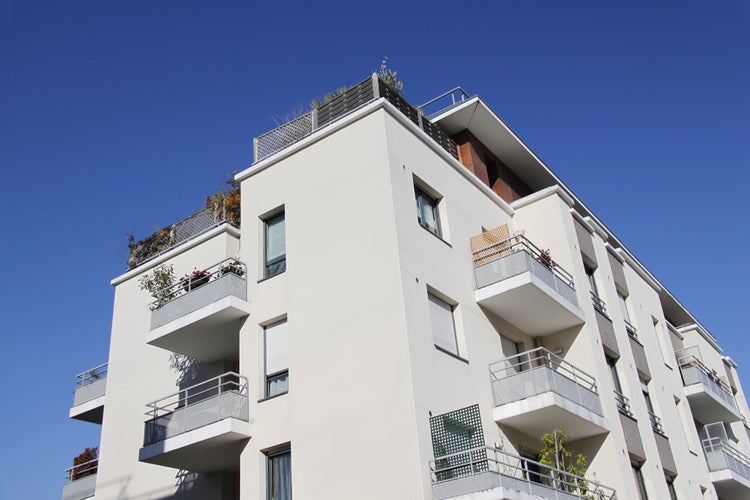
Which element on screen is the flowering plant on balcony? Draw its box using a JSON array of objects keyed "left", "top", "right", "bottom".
[
  {"left": 180, "top": 268, "right": 211, "bottom": 292},
  {"left": 220, "top": 261, "right": 245, "bottom": 278},
  {"left": 537, "top": 249, "right": 554, "bottom": 269},
  {"left": 70, "top": 447, "right": 98, "bottom": 481}
]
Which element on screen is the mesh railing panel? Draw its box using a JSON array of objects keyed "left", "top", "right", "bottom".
[{"left": 255, "top": 112, "right": 314, "bottom": 161}]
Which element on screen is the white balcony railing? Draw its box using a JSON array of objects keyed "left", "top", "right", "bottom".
[
  {"left": 431, "top": 446, "right": 616, "bottom": 500},
  {"left": 676, "top": 349, "right": 738, "bottom": 411},
  {"left": 72, "top": 363, "right": 107, "bottom": 407},
  {"left": 703, "top": 437, "right": 750, "bottom": 481},
  {"left": 490, "top": 348, "right": 602, "bottom": 416},
  {"left": 62, "top": 459, "right": 97, "bottom": 500},
  {"left": 143, "top": 372, "right": 248, "bottom": 446}
]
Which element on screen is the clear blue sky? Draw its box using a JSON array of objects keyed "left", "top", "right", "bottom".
[{"left": 0, "top": 1, "right": 747, "bottom": 497}]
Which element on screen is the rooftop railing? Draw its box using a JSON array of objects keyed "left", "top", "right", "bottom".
[
  {"left": 253, "top": 74, "right": 459, "bottom": 163},
  {"left": 431, "top": 446, "right": 616, "bottom": 500},
  {"left": 490, "top": 347, "right": 602, "bottom": 416},
  {"left": 74, "top": 363, "right": 108, "bottom": 389},
  {"left": 127, "top": 195, "right": 239, "bottom": 270},
  {"left": 143, "top": 372, "right": 248, "bottom": 446},
  {"left": 417, "top": 87, "right": 472, "bottom": 119}
]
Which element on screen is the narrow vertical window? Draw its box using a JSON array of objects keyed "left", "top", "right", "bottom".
[
  {"left": 264, "top": 212, "right": 286, "bottom": 277},
  {"left": 607, "top": 355, "right": 630, "bottom": 415},
  {"left": 586, "top": 263, "right": 606, "bottom": 314},
  {"left": 265, "top": 320, "right": 288, "bottom": 397},
  {"left": 642, "top": 378, "right": 663, "bottom": 434},
  {"left": 631, "top": 462, "right": 649, "bottom": 500},
  {"left": 619, "top": 292, "right": 637, "bottom": 339},
  {"left": 268, "top": 449, "right": 292, "bottom": 500},
  {"left": 415, "top": 186, "right": 442, "bottom": 237},
  {"left": 666, "top": 476, "right": 678, "bottom": 500},
  {"left": 428, "top": 293, "right": 458, "bottom": 355}
]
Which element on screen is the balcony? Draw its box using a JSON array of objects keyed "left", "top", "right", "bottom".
[
  {"left": 702, "top": 425, "right": 750, "bottom": 498},
  {"left": 490, "top": 348, "right": 608, "bottom": 440},
  {"left": 139, "top": 372, "right": 251, "bottom": 472},
  {"left": 431, "top": 446, "right": 616, "bottom": 500},
  {"left": 676, "top": 348, "right": 741, "bottom": 423},
  {"left": 147, "top": 259, "right": 250, "bottom": 362},
  {"left": 128, "top": 194, "right": 239, "bottom": 270},
  {"left": 62, "top": 459, "right": 97, "bottom": 500},
  {"left": 69, "top": 364, "right": 107, "bottom": 424},
  {"left": 472, "top": 235, "right": 584, "bottom": 336}
]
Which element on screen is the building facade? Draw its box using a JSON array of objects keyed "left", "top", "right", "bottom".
[{"left": 65, "top": 74, "right": 750, "bottom": 500}]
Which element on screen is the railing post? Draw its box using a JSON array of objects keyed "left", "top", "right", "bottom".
[
  {"left": 253, "top": 137, "right": 258, "bottom": 163},
  {"left": 311, "top": 107, "right": 318, "bottom": 131},
  {"left": 371, "top": 73, "right": 380, "bottom": 99}
]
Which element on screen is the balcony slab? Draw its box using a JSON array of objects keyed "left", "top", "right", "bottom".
[
  {"left": 62, "top": 473, "right": 96, "bottom": 500},
  {"left": 684, "top": 383, "right": 742, "bottom": 424},
  {"left": 475, "top": 265, "right": 584, "bottom": 336},
  {"left": 139, "top": 417, "right": 251, "bottom": 473}
]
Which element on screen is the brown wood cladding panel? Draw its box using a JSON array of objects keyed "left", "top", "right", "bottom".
[
  {"left": 619, "top": 413, "right": 646, "bottom": 461},
  {"left": 451, "top": 130, "right": 531, "bottom": 204},
  {"left": 654, "top": 433, "right": 677, "bottom": 475},
  {"left": 596, "top": 310, "right": 619, "bottom": 356},
  {"left": 608, "top": 251, "right": 628, "bottom": 293},
  {"left": 629, "top": 336, "right": 651, "bottom": 379},
  {"left": 574, "top": 219, "right": 597, "bottom": 265}
]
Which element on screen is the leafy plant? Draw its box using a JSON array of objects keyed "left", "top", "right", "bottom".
[
  {"left": 138, "top": 264, "right": 176, "bottom": 310},
  {"left": 539, "top": 428, "right": 589, "bottom": 494},
  {"left": 205, "top": 179, "right": 240, "bottom": 227},
  {"left": 378, "top": 56, "right": 404, "bottom": 95},
  {"left": 538, "top": 248, "right": 553, "bottom": 269},
  {"left": 71, "top": 447, "right": 98, "bottom": 481}
]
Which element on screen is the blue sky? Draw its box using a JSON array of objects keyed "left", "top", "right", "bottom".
[{"left": 0, "top": 1, "right": 748, "bottom": 497}]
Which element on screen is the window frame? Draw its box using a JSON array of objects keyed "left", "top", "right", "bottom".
[
  {"left": 264, "top": 319, "right": 289, "bottom": 398},
  {"left": 267, "top": 448, "right": 292, "bottom": 500},
  {"left": 427, "top": 292, "right": 459, "bottom": 356},
  {"left": 263, "top": 211, "right": 286, "bottom": 279},
  {"left": 415, "top": 185, "right": 442, "bottom": 238}
]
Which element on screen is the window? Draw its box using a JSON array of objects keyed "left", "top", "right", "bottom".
[
  {"left": 264, "top": 212, "right": 286, "bottom": 277},
  {"left": 415, "top": 185, "right": 441, "bottom": 237},
  {"left": 607, "top": 355, "right": 631, "bottom": 415},
  {"left": 631, "top": 462, "right": 649, "bottom": 500},
  {"left": 666, "top": 476, "right": 678, "bottom": 500},
  {"left": 267, "top": 449, "right": 292, "bottom": 500},
  {"left": 641, "top": 378, "right": 663, "bottom": 434},
  {"left": 618, "top": 292, "right": 637, "bottom": 339},
  {"left": 428, "top": 293, "right": 458, "bottom": 355},
  {"left": 265, "top": 320, "right": 288, "bottom": 397},
  {"left": 585, "top": 263, "right": 606, "bottom": 314}
]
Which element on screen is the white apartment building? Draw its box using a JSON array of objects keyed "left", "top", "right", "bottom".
[{"left": 64, "top": 74, "right": 750, "bottom": 500}]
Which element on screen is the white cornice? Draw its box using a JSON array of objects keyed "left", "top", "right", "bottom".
[
  {"left": 678, "top": 323, "right": 721, "bottom": 353},
  {"left": 511, "top": 185, "right": 574, "bottom": 210},
  {"left": 614, "top": 248, "right": 661, "bottom": 293},
  {"left": 605, "top": 243, "right": 625, "bottom": 263},
  {"left": 111, "top": 224, "right": 240, "bottom": 286}
]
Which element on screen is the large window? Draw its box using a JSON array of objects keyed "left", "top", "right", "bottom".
[
  {"left": 264, "top": 212, "right": 286, "bottom": 278},
  {"left": 265, "top": 320, "right": 288, "bottom": 397},
  {"left": 415, "top": 186, "right": 442, "bottom": 237},
  {"left": 428, "top": 293, "right": 458, "bottom": 355},
  {"left": 268, "top": 449, "right": 292, "bottom": 500}
]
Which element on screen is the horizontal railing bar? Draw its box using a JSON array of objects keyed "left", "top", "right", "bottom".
[
  {"left": 489, "top": 347, "right": 598, "bottom": 391},
  {"left": 149, "top": 257, "right": 246, "bottom": 309},
  {"left": 145, "top": 371, "right": 247, "bottom": 414},
  {"left": 676, "top": 351, "right": 734, "bottom": 396}
]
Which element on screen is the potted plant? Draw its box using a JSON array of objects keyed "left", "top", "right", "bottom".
[
  {"left": 180, "top": 268, "right": 211, "bottom": 292},
  {"left": 220, "top": 261, "right": 244, "bottom": 278}
]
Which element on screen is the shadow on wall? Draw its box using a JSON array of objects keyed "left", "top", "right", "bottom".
[{"left": 93, "top": 469, "right": 237, "bottom": 499}]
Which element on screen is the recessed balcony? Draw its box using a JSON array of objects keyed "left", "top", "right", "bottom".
[
  {"left": 147, "top": 259, "right": 250, "bottom": 362},
  {"left": 676, "top": 348, "right": 741, "bottom": 423},
  {"left": 702, "top": 423, "right": 750, "bottom": 498},
  {"left": 139, "top": 372, "right": 251, "bottom": 473},
  {"left": 431, "top": 446, "right": 616, "bottom": 500},
  {"left": 62, "top": 459, "right": 97, "bottom": 500},
  {"left": 490, "top": 348, "right": 608, "bottom": 440},
  {"left": 69, "top": 363, "right": 107, "bottom": 424},
  {"left": 472, "top": 234, "right": 584, "bottom": 336}
]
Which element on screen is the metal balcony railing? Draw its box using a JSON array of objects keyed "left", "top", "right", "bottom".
[
  {"left": 676, "top": 349, "right": 737, "bottom": 409},
  {"left": 431, "top": 446, "right": 617, "bottom": 500},
  {"left": 591, "top": 292, "right": 608, "bottom": 316},
  {"left": 74, "top": 363, "right": 107, "bottom": 389},
  {"left": 149, "top": 258, "right": 246, "bottom": 311},
  {"left": 614, "top": 390, "right": 632, "bottom": 416},
  {"left": 648, "top": 411, "right": 665, "bottom": 435},
  {"left": 472, "top": 235, "right": 579, "bottom": 311},
  {"left": 703, "top": 437, "right": 750, "bottom": 480},
  {"left": 490, "top": 348, "right": 603, "bottom": 416},
  {"left": 254, "top": 74, "right": 459, "bottom": 163},
  {"left": 624, "top": 320, "right": 638, "bottom": 341},
  {"left": 143, "top": 372, "right": 248, "bottom": 446},
  {"left": 64, "top": 458, "right": 98, "bottom": 483},
  {"left": 416, "top": 87, "right": 472, "bottom": 118}
]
